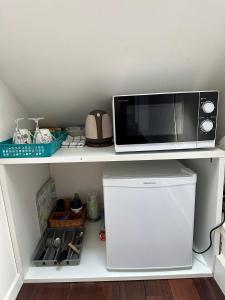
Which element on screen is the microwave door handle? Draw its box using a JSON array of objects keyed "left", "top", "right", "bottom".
[{"left": 173, "top": 100, "right": 178, "bottom": 142}]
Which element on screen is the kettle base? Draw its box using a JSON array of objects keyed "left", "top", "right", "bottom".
[{"left": 86, "top": 139, "right": 113, "bottom": 147}]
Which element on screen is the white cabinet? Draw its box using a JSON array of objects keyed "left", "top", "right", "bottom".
[
  {"left": 0, "top": 184, "right": 22, "bottom": 300},
  {"left": 0, "top": 142, "right": 224, "bottom": 300},
  {"left": 0, "top": 80, "right": 30, "bottom": 299},
  {"left": 0, "top": 153, "right": 224, "bottom": 290},
  {"left": 214, "top": 224, "right": 225, "bottom": 294},
  {"left": 0, "top": 79, "right": 225, "bottom": 296}
]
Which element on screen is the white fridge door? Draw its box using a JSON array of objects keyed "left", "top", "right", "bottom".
[{"left": 104, "top": 183, "right": 196, "bottom": 270}]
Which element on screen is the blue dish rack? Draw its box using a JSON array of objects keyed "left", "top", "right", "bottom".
[{"left": 0, "top": 132, "right": 67, "bottom": 158}]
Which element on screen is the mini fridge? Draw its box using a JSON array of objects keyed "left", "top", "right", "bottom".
[{"left": 103, "top": 160, "right": 197, "bottom": 270}]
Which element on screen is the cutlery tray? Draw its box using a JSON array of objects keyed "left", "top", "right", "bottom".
[{"left": 32, "top": 227, "right": 84, "bottom": 266}]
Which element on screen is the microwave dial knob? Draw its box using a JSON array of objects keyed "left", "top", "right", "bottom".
[
  {"left": 202, "top": 101, "right": 215, "bottom": 113},
  {"left": 200, "top": 120, "right": 213, "bottom": 132}
]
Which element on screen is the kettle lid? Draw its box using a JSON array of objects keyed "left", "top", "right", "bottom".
[{"left": 89, "top": 110, "right": 107, "bottom": 116}]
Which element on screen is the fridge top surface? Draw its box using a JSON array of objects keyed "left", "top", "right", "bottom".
[{"left": 103, "top": 160, "right": 196, "bottom": 180}]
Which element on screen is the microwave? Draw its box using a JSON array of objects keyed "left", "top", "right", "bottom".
[{"left": 112, "top": 91, "right": 218, "bottom": 152}]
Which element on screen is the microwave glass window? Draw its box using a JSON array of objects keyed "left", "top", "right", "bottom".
[
  {"left": 127, "top": 103, "right": 184, "bottom": 137},
  {"left": 174, "top": 103, "right": 184, "bottom": 135},
  {"left": 114, "top": 93, "right": 199, "bottom": 145}
]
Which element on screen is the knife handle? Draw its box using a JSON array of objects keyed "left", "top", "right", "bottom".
[{"left": 68, "top": 242, "right": 80, "bottom": 254}]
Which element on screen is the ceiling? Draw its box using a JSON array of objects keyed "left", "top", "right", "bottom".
[{"left": 0, "top": 0, "right": 225, "bottom": 130}]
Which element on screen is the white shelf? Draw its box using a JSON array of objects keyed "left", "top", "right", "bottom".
[
  {"left": 25, "top": 222, "right": 212, "bottom": 283},
  {"left": 1, "top": 146, "right": 224, "bottom": 165}
]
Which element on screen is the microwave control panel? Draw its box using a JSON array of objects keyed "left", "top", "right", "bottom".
[{"left": 198, "top": 91, "right": 218, "bottom": 141}]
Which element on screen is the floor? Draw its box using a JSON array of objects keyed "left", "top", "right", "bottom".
[{"left": 16, "top": 278, "right": 225, "bottom": 300}]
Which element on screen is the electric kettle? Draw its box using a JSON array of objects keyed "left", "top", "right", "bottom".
[{"left": 85, "top": 110, "right": 113, "bottom": 147}]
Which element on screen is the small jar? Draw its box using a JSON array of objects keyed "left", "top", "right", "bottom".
[
  {"left": 71, "top": 193, "right": 83, "bottom": 218},
  {"left": 87, "top": 191, "right": 100, "bottom": 221}
]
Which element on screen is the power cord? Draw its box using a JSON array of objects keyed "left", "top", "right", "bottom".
[{"left": 193, "top": 201, "right": 225, "bottom": 254}]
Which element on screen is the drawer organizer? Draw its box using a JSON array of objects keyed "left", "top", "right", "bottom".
[
  {"left": 0, "top": 132, "right": 67, "bottom": 158},
  {"left": 32, "top": 227, "right": 84, "bottom": 266}
]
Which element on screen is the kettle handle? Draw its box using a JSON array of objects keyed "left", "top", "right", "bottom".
[
  {"left": 95, "top": 113, "right": 103, "bottom": 140},
  {"left": 89, "top": 110, "right": 106, "bottom": 140}
]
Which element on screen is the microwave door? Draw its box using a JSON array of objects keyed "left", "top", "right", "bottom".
[
  {"left": 173, "top": 101, "right": 178, "bottom": 143},
  {"left": 131, "top": 96, "right": 177, "bottom": 144},
  {"left": 144, "top": 101, "right": 177, "bottom": 143},
  {"left": 174, "top": 101, "right": 183, "bottom": 143},
  {"left": 114, "top": 94, "right": 178, "bottom": 145},
  {"left": 175, "top": 93, "right": 199, "bottom": 144}
]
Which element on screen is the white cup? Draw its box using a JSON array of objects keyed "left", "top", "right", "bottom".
[
  {"left": 34, "top": 129, "right": 53, "bottom": 144},
  {"left": 13, "top": 129, "right": 32, "bottom": 144}
]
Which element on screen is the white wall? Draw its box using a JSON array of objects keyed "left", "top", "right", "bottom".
[
  {"left": 0, "top": 80, "right": 30, "bottom": 142},
  {"left": 0, "top": 0, "right": 225, "bottom": 136},
  {"left": 50, "top": 163, "right": 104, "bottom": 206}
]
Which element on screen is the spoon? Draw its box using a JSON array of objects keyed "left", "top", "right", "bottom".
[
  {"left": 53, "top": 237, "right": 61, "bottom": 248},
  {"left": 75, "top": 231, "right": 84, "bottom": 245},
  {"left": 52, "top": 237, "right": 61, "bottom": 260}
]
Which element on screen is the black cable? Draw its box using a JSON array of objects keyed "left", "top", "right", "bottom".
[{"left": 193, "top": 212, "right": 225, "bottom": 254}]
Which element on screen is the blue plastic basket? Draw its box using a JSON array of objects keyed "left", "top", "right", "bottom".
[{"left": 0, "top": 132, "right": 67, "bottom": 158}]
